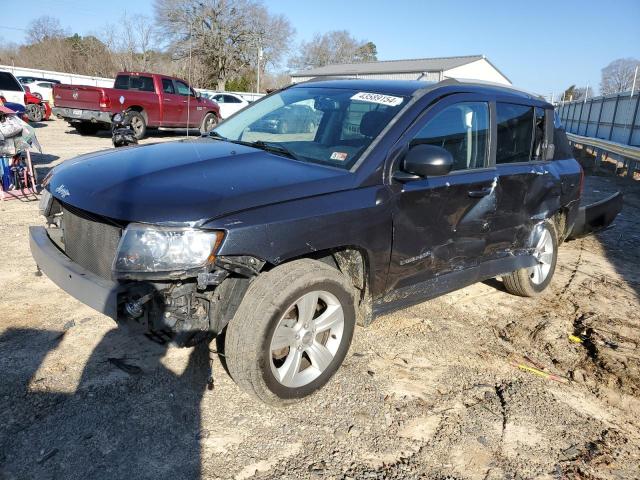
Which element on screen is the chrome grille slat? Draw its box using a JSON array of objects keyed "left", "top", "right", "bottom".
[{"left": 61, "top": 206, "right": 122, "bottom": 279}]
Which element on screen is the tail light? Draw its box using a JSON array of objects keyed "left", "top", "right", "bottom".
[
  {"left": 0, "top": 95, "right": 6, "bottom": 103},
  {"left": 99, "top": 92, "right": 111, "bottom": 108}
]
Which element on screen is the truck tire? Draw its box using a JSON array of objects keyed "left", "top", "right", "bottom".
[
  {"left": 74, "top": 122, "right": 101, "bottom": 135},
  {"left": 225, "top": 259, "right": 356, "bottom": 406},
  {"left": 503, "top": 219, "right": 558, "bottom": 297},
  {"left": 128, "top": 111, "right": 147, "bottom": 140},
  {"left": 199, "top": 113, "right": 218, "bottom": 135}
]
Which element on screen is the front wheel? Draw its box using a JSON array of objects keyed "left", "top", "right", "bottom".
[
  {"left": 225, "top": 259, "right": 356, "bottom": 406},
  {"left": 503, "top": 219, "right": 558, "bottom": 297}
]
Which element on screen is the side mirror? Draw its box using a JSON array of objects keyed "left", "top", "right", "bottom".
[{"left": 402, "top": 144, "right": 453, "bottom": 177}]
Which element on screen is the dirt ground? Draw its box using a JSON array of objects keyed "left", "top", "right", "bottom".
[{"left": 1, "top": 118, "right": 639, "bottom": 480}]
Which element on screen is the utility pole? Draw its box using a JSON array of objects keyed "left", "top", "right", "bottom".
[
  {"left": 256, "top": 45, "right": 263, "bottom": 93},
  {"left": 631, "top": 65, "right": 639, "bottom": 97}
]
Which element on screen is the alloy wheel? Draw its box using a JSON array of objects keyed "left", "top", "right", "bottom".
[
  {"left": 528, "top": 227, "right": 554, "bottom": 284},
  {"left": 269, "top": 290, "right": 344, "bottom": 388}
]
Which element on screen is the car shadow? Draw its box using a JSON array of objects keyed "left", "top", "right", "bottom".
[
  {"left": 0, "top": 326, "right": 211, "bottom": 479},
  {"left": 29, "top": 152, "right": 61, "bottom": 182},
  {"left": 569, "top": 147, "right": 640, "bottom": 301}
]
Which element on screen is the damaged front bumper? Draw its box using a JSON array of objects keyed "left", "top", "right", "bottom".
[
  {"left": 29, "top": 226, "right": 122, "bottom": 319},
  {"left": 568, "top": 192, "right": 623, "bottom": 239}
]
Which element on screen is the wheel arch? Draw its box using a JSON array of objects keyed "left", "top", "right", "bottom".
[
  {"left": 264, "top": 246, "right": 374, "bottom": 327},
  {"left": 126, "top": 105, "right": 147, "bottom": 123}
]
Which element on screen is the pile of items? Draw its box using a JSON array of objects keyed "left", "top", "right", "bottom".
[{"left": 0, "top": 102, "right": 41, "bottom": 201}]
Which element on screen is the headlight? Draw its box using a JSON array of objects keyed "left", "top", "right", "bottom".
[{"left": 113, "top": 224, "right": 223, "bottom": 277}]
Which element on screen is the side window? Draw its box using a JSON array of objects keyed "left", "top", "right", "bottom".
[
  {"left": 161, "top": 79, "right": 175, "bottom": 94},
  {"left": 496, "top": 103, "right": 534, "bottom": 164},
  {"left": 0, "top": 72, "right": 23, "bottom": 91},
  {"left": 411, "top": 101, "right": 489, "bottom": 171},
  {"left": 213, "top": 95, "right": 224, "bottom": 103},
  {"left": 224, "top": 95, "right": 242, "bottom": 104},
  {"left": 532, "top": 107, "right": 546, "bottom": 161},
  {"left": 129, "top": 76, "right": 154, "bottom": 92},
  {"left": 114, "top": 75, "right": 129, "bottom": 90},
  {"left": 175, "top": 80, "right": 192, "bottom": 96}
]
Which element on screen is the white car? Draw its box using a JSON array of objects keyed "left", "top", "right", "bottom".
[
  {"left": 0, "top": 71, "right": 25, "bottom": 107},
  {"left": 23, "top": 81, "right": 55, "bottom": 103},
  {"left": 206, "top": 92, "right": 249, "bottom": 119}
]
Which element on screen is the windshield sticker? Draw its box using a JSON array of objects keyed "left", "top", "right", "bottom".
[
  {"left": 350, "top": 92, "right": 404, "bottom": 106},
  {"left": 330, "top": 152, "right": 348, "bottom": 161}
]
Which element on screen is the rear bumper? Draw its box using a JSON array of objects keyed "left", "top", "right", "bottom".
[
  {"left": 52, "top": 107, "right": 111, "bottom": 124},
  {"left": 29, "top": 226, "right": 120, "bottom": 319},
  {"left": 568, "top": 192, "right": 623, "bottom": 239}
]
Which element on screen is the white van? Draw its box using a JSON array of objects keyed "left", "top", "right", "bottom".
[{"left": 0, "top": 71, "right": 26, "bottom": 107}]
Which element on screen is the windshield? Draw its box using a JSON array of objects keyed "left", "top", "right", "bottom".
[{"left": 213, "top": 87, "right": 407, "bottom": 169}]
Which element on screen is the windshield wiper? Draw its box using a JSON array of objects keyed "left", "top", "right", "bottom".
[
  {"left": 207, "top": 131, "right": 227, "bottom": 141},
  {"left": 248, "top": 141, "right": 299, "bottom": 160}
]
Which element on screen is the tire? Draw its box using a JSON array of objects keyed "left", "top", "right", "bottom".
[
  {"left": 503, "top": 219, "right": 558, "bottom": 297},
  {"left": 26, "top": 104, "right": 43, "bottom": 122},
  {"left": 225, "top": 259, "right": 356, "bottom": 406},
  {"left": 127, "top": 111, "right": 147, "bottom": 140},
  {"left": 199, "top": 112, "right": 218, "bottom": 135},
  {"left": 74, "top": 122, "right": 101, "bottom": 135}
]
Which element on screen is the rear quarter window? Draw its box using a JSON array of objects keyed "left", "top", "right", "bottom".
[{"left": 0, "top": 72, "right": 23, "bottom": 91}]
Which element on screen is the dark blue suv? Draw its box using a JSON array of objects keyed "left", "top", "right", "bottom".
[{"left": 31, "top": 79, "right": 622, "bottom": 404}]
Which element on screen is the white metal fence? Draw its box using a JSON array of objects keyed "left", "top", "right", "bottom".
[
  {"left": 0, "top": 64, "right": 114, "bottom": 87},
  {"left": 556, "top": 91, "right": 640, "bottom": 147}
]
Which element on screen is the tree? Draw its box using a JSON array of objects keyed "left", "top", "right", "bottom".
[
  {"left": 600, "top": 58, "right": 640, "bottom": 95},
  {"left": 103, "top": 14, "right": 156, "bottom": 72},
  {"left": 26, "top": 16, "right": 67, "bottom": 44},
  {"left": 154, "top": 0, "right": 293, "bottom": 90},
  {"left": 288, "top": 31, "right": 377, "bottom": 70},
  {"left": 354, "top": 41, "right": 377, "bottom": 63}
]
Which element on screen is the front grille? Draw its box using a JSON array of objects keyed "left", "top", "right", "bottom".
[{"left": 61, "top": 204, "right": 122, "bottom": 279}]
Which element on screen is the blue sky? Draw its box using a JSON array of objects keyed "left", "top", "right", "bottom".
[{"left": 1, "top": 0, "right": 638, "bottom": 97}]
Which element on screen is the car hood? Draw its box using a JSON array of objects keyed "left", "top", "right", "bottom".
[{"left": 47, "top": 138, "right": 354, "bottom": 224}]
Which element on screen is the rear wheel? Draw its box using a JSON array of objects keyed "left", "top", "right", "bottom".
[
  {"left": 199, "top": 112, "right": 218, "bottom": 135},
  {"left": 503, "top": 219, "right": 558, "bottom": 297},
  {"left": 127, "top": 111, "right": 147, "bottom": 139},
  {"left": 73, "top": 122, "right": 101, "bottom": 135},
  {"left": 225, "top": 259, "right": 356, "bottom": 406}
]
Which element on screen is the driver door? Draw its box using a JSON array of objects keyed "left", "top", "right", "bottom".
[{"left": 387, "top": 94, "right": 500, "bottom": 291}]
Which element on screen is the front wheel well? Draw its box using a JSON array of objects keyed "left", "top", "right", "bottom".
[{"left": 274, "top": 247, "right": 373, "bottom": 327}]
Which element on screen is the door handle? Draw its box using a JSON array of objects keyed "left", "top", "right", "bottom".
[
  {"left": 163, "top": 98, "right": 171, "bottom": 102},
  {"left": 468, "top": 187, "right": 492, "bottom": 198}
]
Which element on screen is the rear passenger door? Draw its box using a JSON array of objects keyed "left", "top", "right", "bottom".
[
  {"left": 388, "top": 94, "right": 500, "bottom": 291},
  {"left": 493, "top": 102, "right": 556, "bottom": 250},
  {"left": 159, "top": 78, "right": 183, "bottom": 126}
]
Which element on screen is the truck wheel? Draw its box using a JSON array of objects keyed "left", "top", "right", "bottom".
[
  {"left": 199, "top": 113, "right": 218, "bottom": 135},
  {"left": 74, "top": 122, "right": 101, "bottom": 135},
  {"left": 128, "top": 111, "right": 147, "bottom": 140},
  {"left": 225, "top": 259, "right": 356, "bottom": 406},
  {"left": 503, "top": 219, "right": 558, "bottom": 297}
]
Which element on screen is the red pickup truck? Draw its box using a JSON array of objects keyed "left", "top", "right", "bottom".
[{"left": 52, "top": 72, "right": 220, "bottom": 139}]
